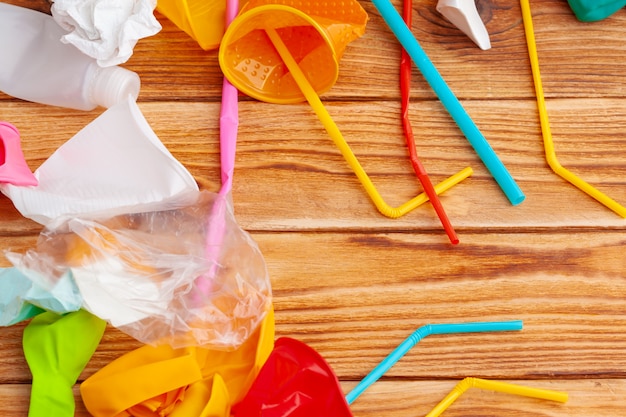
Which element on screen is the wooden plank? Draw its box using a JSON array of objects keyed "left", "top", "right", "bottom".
[
  {"left": 1, "top": 379, "right": 624, "bottom": 417},
  {"left": 1, "top": 98, "right": 624, "bottom": 234},
  {"left": 1, "top": 232, "right": 624, "bottom": 382},
  {"left": 346, "top": 379, "right": 626, "bottom": 417},
  {"left": 1, "top": 0, "right": 625, "bottom": 415}
]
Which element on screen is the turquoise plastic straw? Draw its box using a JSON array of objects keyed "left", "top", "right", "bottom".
[
  {"left": 345, "top": 320, "right": 523, "bottom": 404},
  {"left": 370, "top": 0, "right": 525, "bottom": 206}
]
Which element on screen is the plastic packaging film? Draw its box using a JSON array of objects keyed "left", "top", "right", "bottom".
[{"left": 8, "top": 190, "right": 272, "bottom": 349}]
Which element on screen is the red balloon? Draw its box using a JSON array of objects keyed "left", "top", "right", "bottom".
[{"left": 233, "top": 337, "right": 353, "bottom": 417}]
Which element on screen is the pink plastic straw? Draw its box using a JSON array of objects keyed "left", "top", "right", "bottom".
[
  {"left": 196, "top": 0, "right": 240, "bottom": 297},
  {"left": 218, "top": 0, "right": 241, "bottom": 196}
]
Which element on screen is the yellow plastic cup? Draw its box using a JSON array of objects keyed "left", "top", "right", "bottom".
[
  {"left": 218, "top": 0, "right": 368, "bottom": 103},
  {"left": 157, "top": 0, "right": 242, "bottom": 50}
]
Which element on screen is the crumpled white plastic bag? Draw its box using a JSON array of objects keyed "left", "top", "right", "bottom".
[
  {"left": 51, "top": 0, "right": 162, "bottom": 66},
  {"left": 0, "top": 267, "right": 82, "bottom": 326}
]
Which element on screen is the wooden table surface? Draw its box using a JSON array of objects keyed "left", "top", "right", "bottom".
[{"left": 1, "top": 0, "right": 625, "bottom": 415}]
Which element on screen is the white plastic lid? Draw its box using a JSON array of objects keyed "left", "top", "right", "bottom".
[{"left": 91, "top": 66, "right": 141, "bottom": 108}]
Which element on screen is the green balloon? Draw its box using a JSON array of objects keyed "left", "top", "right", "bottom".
[
  {"left": 567, "top": 0, "right": 626, "bottom": 21},
  {"left": 23, "top": 309, "right": 106, "bottom": 417}
]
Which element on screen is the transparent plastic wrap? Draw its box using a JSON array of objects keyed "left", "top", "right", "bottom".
[{"left": 9, "top": 190, "right": 272, "bottom": 350}]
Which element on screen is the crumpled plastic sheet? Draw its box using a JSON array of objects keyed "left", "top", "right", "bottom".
[
  {"left": 51, "top": 0, "right": 162, "bottom": 66},
  {"left": 8, "top": 190, "right": 272, "bottom": 349},
  {"left": 0, "top": 98, "right": 200, "bottom": 228},
  {"left": 0, "top": 267, "right": 81, "bottom": 326}
]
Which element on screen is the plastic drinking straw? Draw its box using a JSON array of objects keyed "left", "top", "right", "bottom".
[
  {"left": 196, "top": 0, "right": 241, "bottom": 298},
  {"left": 370, "top": 0, "right": 525, "bottom": 206},
  {"left": 264, "top": 27, "right": 474, "bottom": 220},
  {"left": 425, "top": 377, "right": 568, "bottom": 417},
  {"left": 344, "top": 320, "right": 523, "bottom": 405},
  {"left": 218, "top": 0, "right": 240, "bottom": 197},
  {"left": 520, "top": 0, "right": 626, "bottom": 218},
  {"left": 400, "top": 0, "right": 459, "bottom": 244}
]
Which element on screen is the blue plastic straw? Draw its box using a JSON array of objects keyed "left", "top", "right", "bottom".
[
  {"left": 345, "top": 320, "right": 523, "bottom": 404},
  {"left": 370, "top": 0, "right": 525, "bottom": 206}
]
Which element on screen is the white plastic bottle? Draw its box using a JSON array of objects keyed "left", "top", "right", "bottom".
[{"left": 0, "top": 3, "right": 140, "bottom": 111}]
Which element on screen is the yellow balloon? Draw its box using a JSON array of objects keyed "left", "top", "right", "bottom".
[{"left": 81, "top": 307, "right": 275, "bottom": 417}]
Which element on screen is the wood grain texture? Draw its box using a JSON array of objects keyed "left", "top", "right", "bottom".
[
  {"left": 1, "top": 0, "right": 625, "bottom": 415},
  {"left": 1, "top": 379, "right": 623, "bottom": 417}
]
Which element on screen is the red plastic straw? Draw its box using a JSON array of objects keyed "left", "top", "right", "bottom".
[{"left": 401, "top": 0, "right": 459, "bottom": 244}]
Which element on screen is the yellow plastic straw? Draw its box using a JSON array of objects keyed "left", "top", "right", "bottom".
[
  {"left": 520, "top": 0, "right": 626, "bottom": 218},
  {"left": 264, "top": 27, "right": 473, "bottom": 219},
  {"left": 425, "top": 377, "right": 568, "bottom": 417}
]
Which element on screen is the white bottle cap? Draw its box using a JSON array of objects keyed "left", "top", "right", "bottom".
[{"left": 91, "top": 66, "right": 141, "bottom": 108}]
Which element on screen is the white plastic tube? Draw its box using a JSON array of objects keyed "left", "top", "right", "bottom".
[{"left": 0, "top": 3, "right": 140, "bottom": 111}]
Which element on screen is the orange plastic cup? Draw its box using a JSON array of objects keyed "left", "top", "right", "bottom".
[
  {"left": 156, "top": 0, "right": 244, "bottom": 50},
  {"left": 218, "top": 0, "right": 368, "bottom": 103}
]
